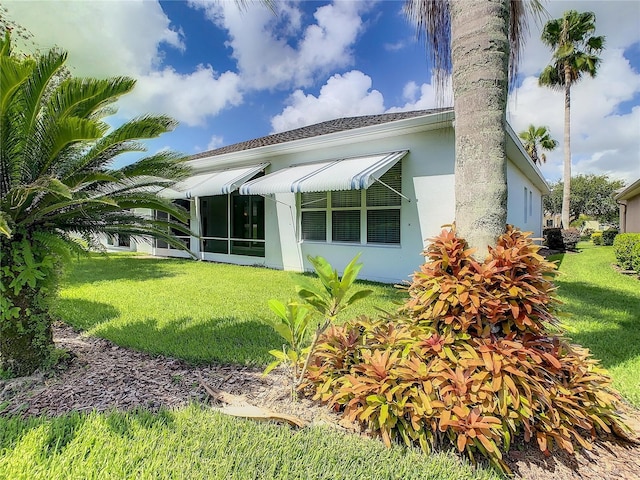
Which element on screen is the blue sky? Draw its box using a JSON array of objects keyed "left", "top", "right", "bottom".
[{"left": 5, "top": 0, "right": 640, "bottom": 184}]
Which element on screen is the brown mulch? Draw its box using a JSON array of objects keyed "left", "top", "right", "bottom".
[{"left": 2, "top": 323, "right": 639, "bottom": 480}]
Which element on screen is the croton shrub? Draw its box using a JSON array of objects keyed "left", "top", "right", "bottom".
[{"left": 301, "top": 226, "right": 629, "bottom": 473}]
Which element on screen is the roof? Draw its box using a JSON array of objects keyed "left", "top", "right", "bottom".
[
  {"left": 615, "top": 177, "right": 640, "bottom": 201},
  {"left": 190, "top": 109, "right": 451, "bottom": 160}
]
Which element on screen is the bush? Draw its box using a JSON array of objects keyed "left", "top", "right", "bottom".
[
  {"left": 633, "top": 242, "right": 640, "bottom": 273},
  {"left": 613, "top": 233, "right": 640, "bottom": 270},
  {"left": 602, "top": 229, "right": 619, "bottom": 246},
  {"left": 302, "top": 227, "right": 630, "bottom": 475},
  {"left": 543, "top": 227, "right": 564, "bottom": 250},
  {"left": 591, "top": 231, "right": 603, "bottom": 245},
  {"left": 561, "top": 228, "right": 581, "bottom": 250}
]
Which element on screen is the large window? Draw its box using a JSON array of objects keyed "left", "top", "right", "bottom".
[
  {"left": 154, "top": 199, "right": 191, "bottom": 249},
  {"left": 200, "top": 191, "right": 265, "bottom": 257},
  {"left": 300, "top": 162, "right": 401, "bottom": 245}
]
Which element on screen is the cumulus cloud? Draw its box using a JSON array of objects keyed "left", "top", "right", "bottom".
[
  {"left": 270, "top": 70, "right": 385, "bottom": 132},
  {"left": 388, "top": 76, "right": 453, "bottom": 112},
  {"left": 4, "top": 0, "right": 183, "bottom": 77},
  {"left": 207, "top": 135, "right": 225, "bottom": 151},
  {"left": 191, "top": 0, "right": 372, "bottom": 90},
  {"left": 118, "top": 66, "right": 243, "bottom": 127}
]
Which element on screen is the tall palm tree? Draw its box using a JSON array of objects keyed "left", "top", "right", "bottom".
[
  {"left": 539, "top": 10, "right": 604, "bottom": 228},
  {"left": 405, "top": 0, "right": 541, "bottom": 257},
  {"left": 0, "top": 33, "right": 191, "bottom": 375},
  {"left": 518, "top": 124, "right": 558, "bottom": 164}
]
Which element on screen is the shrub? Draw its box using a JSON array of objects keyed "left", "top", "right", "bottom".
[
  {"left": 613, "top": 233, "right": 640, "bottom": 270},
  {"left": 543, "top": 227, "right": 564, "bottom": 250},
  {"left": 581, "top": 228, "right": 594, "bottom": 241},
  {"left": 561, "top": 228, "right": 581, "bottom": 250},
  {"left": 591, "top": 231, "right": 603, "bottom": 245},
  {"left": 302, "top": 226, "right": 630, "bottom": 474},
  {"left": 602, "top": 229, "right": 619, "bottom": 246},
  {"left": 632, "top": 242, "right": 640, "bottom": 274}
]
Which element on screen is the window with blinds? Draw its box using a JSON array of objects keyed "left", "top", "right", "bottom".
[{"left": 299, "top": 161, "right": 401, "bottom": 245}]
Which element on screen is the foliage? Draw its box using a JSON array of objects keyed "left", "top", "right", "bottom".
[
  {"left": 262, "top": 299, "right": 314, "bottom": 386},
  {"left": 561, "top": 228, "right": 581, "bottom": 250},
  {"left": 0, "top": 32, "right": 190, "bottom": 376},
  {"left": 613, "top": 234, "right": 640, "bottom": 270},
  {"left": 303, "top": 227, "right": 630, "bottom": 474},
  {"left": 543, "top": 175, "right": 624, "bottom": 224},
  {"left": 602, "top": 229, "right": 618, "bottom": 246},
  {"left": 264, "top": 254, "right": 373, "bottom": 387},
  {"left": 632, "top": 242, "right": 640, "bottom": 273},
  {"left": 591, "top": 231, "right": 603, "bottom": 245},
  {"left": 518, "top": 125, "right": 558, "bottom": 164},
  {"left": 543, "top": 227, "right": 564, "bottom": 250}
]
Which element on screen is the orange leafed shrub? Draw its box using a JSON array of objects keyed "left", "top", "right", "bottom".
[{"left": 301, "top": 226, "right": 630, "bottom": 473}]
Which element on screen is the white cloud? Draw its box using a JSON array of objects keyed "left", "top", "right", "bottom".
[
  {"left": 191, "top": 0, "right": 372, "bottom": 90},
  {"left": 207, "top": 135, "right": 225, "bottom": 151},
  {"left": 270, "top": 70, "right": 385, "bottom": 132},
  {"left": 388, "top": 76, "right": 453, "bottom": 112},
  {"left": 118, "top": 66, "right": 243, "bottom": 127},
  {"left": 4, "top": 0, "right": 183, "bottom": 77},
  {"left": 509, "top": 48, "right": 640, "bottom": 184}
]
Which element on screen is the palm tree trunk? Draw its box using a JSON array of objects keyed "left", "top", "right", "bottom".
[
  {"left": 450, "top": 0, "right": 509, "bottom": 257},
  {"left": 561, "top": 65, "right": 572, "bottom": 228}
]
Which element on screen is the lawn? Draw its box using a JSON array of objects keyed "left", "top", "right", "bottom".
[
  {"left": 550, "top": 242, "right": 640, "bottom": 407},
  {"left": 1, "top": 245, "right": 638, "bottom": 479},
  {"left": 53, "top": 254, "right": 406, "bottom": 366}
]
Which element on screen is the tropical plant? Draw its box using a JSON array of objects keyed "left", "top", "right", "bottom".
[
  {"left": 0, "top": 33, "right": 191, "bottom": 376},
  {"left": 405, "top": 0, "right": 542, "bottom": 256},
  {"left": 303, "top": 227, "right": 631, "bottom": 474},
  {"left": 539, "top": 10, "right": 605, "bottom": 228},
  {"left": 518, "top": 124, "right": 558, "bottom": 164},
  {"left": 262, "top": 299, "right": 314, "bottom": 390}
]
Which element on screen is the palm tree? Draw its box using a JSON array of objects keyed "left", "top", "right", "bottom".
[
  {"left": 518, "top": 124, "right": 558, "bottom": 164},
  {"left": 0, "top": 33, "right": 191, "bottom": 376},
  {"left": 539, "top": 10, "right": 604, "bottom": 228},
  {"left": 405, "top": 0, "right": 541, "bottom": 257}
]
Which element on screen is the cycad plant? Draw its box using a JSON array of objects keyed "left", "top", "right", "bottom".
[{"left": 0, "top": 33, "right": 191, "bottom": 376}]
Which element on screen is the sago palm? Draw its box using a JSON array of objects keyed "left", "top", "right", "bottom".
[
  {"left": 539, "top": 10, "right": 604, "bottom": 228},
  {"left": 405, "top": 0, "right": 542, "bottom": 257},
  {"left": 518, "top": 124, "right": 558, "bottom": 164},
  {"left": 0, "top": 32, "right": 191, "bottom": 376}
]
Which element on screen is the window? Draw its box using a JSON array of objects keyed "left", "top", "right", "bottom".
[
  {"left": 300, "top": 162, "right": 401, "bottom": 245},
  {"left": 529, "top": 190, "right": 533, "bottom": 218},
  {"left": 200, "top": 191, "right": 265, "bottom": 257},
  {"left": 154, "top": 199, "right": 190, "bottom": 249},
  {"left": 524, "top": 187, "right": 528, "bottom": 222}
]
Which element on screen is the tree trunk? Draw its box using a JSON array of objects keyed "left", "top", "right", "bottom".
[
  {"left": 561, "top": 64, "right": 572, "bottom": 228},
  {"left": 450, "top": 0, "right": 509, "bottom": 257}
]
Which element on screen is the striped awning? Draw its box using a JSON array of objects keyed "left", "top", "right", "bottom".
[
  {"left": 160, "top": 163, "right": 269, "bottom": 199},
  {"left": 238, "top": 151, "right": 407, "bottom": 195}
]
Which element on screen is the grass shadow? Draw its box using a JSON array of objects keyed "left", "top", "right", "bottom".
[
  {"left": 90, "top": 316, "right": 282, "bottom": 366},
  {"left": 54, "top": 298, "right": 119, "bottom": 331},
  {"left": 62, "top": 255, "right": 181, "bottom": 286}
]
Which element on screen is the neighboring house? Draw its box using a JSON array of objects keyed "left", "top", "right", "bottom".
[
  {"left": 122, "top": 109, "right": 548, "bottom": 283},
  {"left": 615, "top": 178, "right": 640, "bottom": 233}
]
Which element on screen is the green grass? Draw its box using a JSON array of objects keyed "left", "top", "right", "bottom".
[
  {"left": 0, "top": 405, "right": 499, "bottom": 480},
  {"left": 54, "top": 254, "right": 404, "bottom": 366},
  {"left": 551, "top": 243, "right": 640, "bottom": 406}
]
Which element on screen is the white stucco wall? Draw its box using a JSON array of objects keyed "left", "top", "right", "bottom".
[{"left": 113, "top": 116, "right": 547, "bottom": 284}]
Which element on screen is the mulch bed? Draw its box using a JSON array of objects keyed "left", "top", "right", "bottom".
[{"left": 2, "top": 323, "right": 639, "bottom": 480}]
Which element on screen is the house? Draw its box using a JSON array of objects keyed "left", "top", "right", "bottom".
[
  {"left": 126, "top": 109, "right": 548, "bottom": 284},
  {"left": 615, "top": 178, "right": 640, "bottom": 233}
]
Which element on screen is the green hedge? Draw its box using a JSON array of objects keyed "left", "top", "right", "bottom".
[
  {"left": 613, "top": 233, "right": 640, "bottom": 270},
  {"left": 603, "top": 229, "right": 619, "bottom": 246},
  {"left": 591, "top": 232, "right": 603, "bottom": 245},
  {"left": 633, "top": 242, "right": 640, "bottom": 273}
]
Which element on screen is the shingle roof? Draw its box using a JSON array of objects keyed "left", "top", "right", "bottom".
[{"left": 190, "top": 108, "right": 452, "bottom": 160}]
